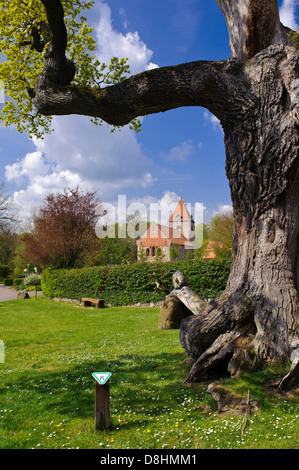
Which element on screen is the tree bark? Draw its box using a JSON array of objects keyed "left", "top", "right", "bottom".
[
  {"left": 34, "top": 0, "right": 76, "bottom": 89},
  {"left": 32, "top": 0, "right": 299, "bottom": 384},
  {"left": 215, "top": 0, "right": 292, "bottom": 60},
  {"left": 33, "top": 58, "right": 255, "bottom": 124},
  {"left": 180, "top": 44, "right": 299, "bottom": 382}
]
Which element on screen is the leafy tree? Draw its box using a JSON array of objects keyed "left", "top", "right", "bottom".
[
  {"left": 98, "top": 231, "right": 137, "bottom": 266},
  {"left": 194, "top": 223, "right": 209, "bottom": 260},
  {"left": 12, "top": 236, "right": 33, "bottom": 277},
  {"left": 0, "top": 230, "right": 19, "bottom": 267},
  {"left": 0, "top": 0, "right": 139, "bottom": 138},
  {"left": 21, "top": 186, "right": 100, "bottom": 269},
  {"left": 1, "top": 0, "right": 299, "bottom": 387},
  {"left": 207, "top": 212, "right": 234, "bottom": 260}
]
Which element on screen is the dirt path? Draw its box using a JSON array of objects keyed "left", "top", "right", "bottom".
[{"left": 0, "top": 284, "right": 43, "bottom": 302}]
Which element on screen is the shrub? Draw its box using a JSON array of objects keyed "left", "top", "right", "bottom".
[
  {"left": 4, "top": 278, "right": 13, "bottom": 286},
  {"left": 22, "top": 274, "right": 42, "bottom": 288},
  {"left": 13, "top": 278, "right": 24, "bottom": 288},
  {"left": 41, "top": 260, "right": 231, "bottom": 306}
]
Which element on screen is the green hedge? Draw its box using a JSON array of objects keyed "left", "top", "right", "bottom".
[{"left": 41, "top": 260, "right": 231, "bottom": 306}]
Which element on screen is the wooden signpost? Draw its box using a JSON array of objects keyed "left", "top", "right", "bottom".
[{"left": 92, "top": 372, "right": 111, "bottom": 430}]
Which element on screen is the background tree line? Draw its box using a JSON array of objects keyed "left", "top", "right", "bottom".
[{"left": 0, "top": 184, "right": 233, "bottom": 278}]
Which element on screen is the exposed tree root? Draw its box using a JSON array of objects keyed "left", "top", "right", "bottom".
[
  {"left": 180, "top": 291, "right": 258, "bottom": 382},
  {"left": 183, "top": 321, "right": 256, "bottom": 383},
  {"left": 279, "top": 352, "right": 299, "bottom": 391},
  {"left": 180, "top": 289, "right": 299, "bottom": 386}
]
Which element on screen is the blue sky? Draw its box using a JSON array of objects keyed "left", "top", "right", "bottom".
[{"left": 0, "top": 0, "right": 298, "bottom": 225}]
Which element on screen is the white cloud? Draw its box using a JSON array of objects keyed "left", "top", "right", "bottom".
[
  {"left": 213, "top": 204, "right": 233, "bottom": 216},
  {"left": 162, "top": 140, "right": 195, "bottom": 163},
  {"left": 159, "top": 190, "right": 180, "bottom": 208},
  {"left": 11, "top": 169, "right": 82, "bottom": 220},
  {"left": 7, "top": 2, "right": 159, "bottom": 218},
  {"left": 280, "top": 0, "right": 299, "bottom": 30},
  {"left": 5, "top": 151, "right": 49, "bottom": 183},
  {"left": 95, "top": 0, "right": 158, "bottom": 74},
  {"left": 119, "top": 8, "right": 130, "bottom": 32},
  {"left": 204, "top": 111, "right": 222, "bottom": 131},
  {"left": 8, "top": 117, "right": 157, "bottom": 216},
  {"left": 32, "top": 115, "right": 156, "bottom": 189}
]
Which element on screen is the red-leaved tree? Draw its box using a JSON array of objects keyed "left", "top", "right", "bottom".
[{"left": 22, "top": 186, "right": 100, "bottom": 269}]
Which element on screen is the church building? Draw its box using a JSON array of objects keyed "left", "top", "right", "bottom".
[{"left": 137, "top": 198, "right": 195, "bottom": 262}]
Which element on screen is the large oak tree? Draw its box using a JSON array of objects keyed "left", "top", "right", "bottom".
[{"left": 1, "top": 0, "right": 299, "bottom": 387}]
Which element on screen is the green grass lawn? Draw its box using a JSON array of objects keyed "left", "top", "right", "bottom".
[{"left": 0, "top": 297, "right": 298, "bottom": 450}]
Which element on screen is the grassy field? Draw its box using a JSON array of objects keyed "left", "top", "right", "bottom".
[{"left": 0, "top": 297, "right": 298, "bottom": 450}]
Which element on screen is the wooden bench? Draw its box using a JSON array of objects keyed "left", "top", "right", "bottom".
[{"left": 81, "top": 298, "right": 104, "bottom": 308}]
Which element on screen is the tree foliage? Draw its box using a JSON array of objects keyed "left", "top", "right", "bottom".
[
  {"left": 1, "top": 0, "right": 295, "bottom": 138},
  {"left": 21, "top": 186, "right": 101, "bottom": 269},
  {"left": 207, "top": 211, "right": 234, "bottom": 259},
  {"left": 0, "top": 230, "right": 19, "bottom": 267},
  {"left": 0, "top": 0, "right": 139, "bottom": 138},
  {"left": 98, "top": 226, "right": 137, "bottom": 266}
]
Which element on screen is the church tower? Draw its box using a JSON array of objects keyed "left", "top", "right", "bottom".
[
  {"left": 168, "top": 198, "right": 194, "bottom": 242},
  {"left": 137, "top": 197, "right": 195, "bottom": 262}
]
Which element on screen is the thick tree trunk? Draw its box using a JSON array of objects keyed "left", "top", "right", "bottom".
[
  {"left": 180, "top": 45, "right": 299, "bottom": 382},
  {"left": 225, "top": 45, "right": 299, "bottom": 360}
]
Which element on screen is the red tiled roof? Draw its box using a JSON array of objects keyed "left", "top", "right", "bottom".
[{"left": 139, "top": 223, "right": 193, "bottom": 247}]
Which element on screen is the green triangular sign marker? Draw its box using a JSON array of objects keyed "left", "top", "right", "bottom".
[{"left": 92, "top": 372, "right": 111, "bottom": 385}]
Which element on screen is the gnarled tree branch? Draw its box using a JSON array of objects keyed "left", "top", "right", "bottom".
[
  {"left": 40, "top": 0, "right": 67, "bottom": 52},
  {"left": 33, "top": 0, "right": 296, "bottom": 121},
  {"left": 36, "top": 0, "right": 75, "bottom": 87},
  {"left": 34, "top": 58, "right": 257, "bottom": 127},
  {"left": 33, "top": 0, "right": 261, "bottom": 125}
]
